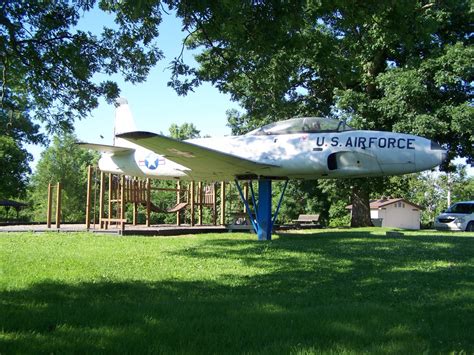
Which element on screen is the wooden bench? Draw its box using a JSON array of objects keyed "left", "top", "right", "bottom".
[
  {"left": 226, "top": 211, "right": 254, "bottom": 232},
  {"left": 292, "top": 214, "right": 320, "bottom": 227},
  {"left": 228, "top": 211, "right": 250, "bottom": 225}
]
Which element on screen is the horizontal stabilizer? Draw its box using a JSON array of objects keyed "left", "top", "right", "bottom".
[
  {"left": 116, "top": 131, "right": 279, "bottom": 179},
  {"left": 76, "top": 142, "right": 135, "bottom": 155}
]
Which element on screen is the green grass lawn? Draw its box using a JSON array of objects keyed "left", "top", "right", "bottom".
[{"left": 1, "top": 228, "right": 473, "bottom": 354}]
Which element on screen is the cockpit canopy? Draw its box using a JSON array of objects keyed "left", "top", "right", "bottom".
[{"left": 246, "top": 117, "right": 353, "bottom": 136}]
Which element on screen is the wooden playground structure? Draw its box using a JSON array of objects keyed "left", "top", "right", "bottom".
[{"left": 83, "top": 166, "right": 250, "bottom": 232}]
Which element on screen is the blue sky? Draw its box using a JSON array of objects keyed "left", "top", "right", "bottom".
[
  {"left": 28, "top": 9, "right": 239, "bottom": 169},
  {"left": 75, "top": 10, "right": 240, "bottom": 141}
]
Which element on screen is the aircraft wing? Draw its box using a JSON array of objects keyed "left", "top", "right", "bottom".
[
  {"left": 76, "top": 142, "right": 134, "bottom": 155},
  {"left": 116, "top": 131, "right": 279, "bottom": 180}
]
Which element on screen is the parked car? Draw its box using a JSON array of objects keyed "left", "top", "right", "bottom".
[{"left": 434, "top": 201, "right": 474, "bottom": 231}]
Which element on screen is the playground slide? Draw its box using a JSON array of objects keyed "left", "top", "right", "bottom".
[{"left": 143, "top": 201, "right": 188, "bottom": 213}]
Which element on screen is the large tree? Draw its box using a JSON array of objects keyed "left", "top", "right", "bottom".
[
  {"left": 166, "top": 0, "right": 473, "bottom": 226},
  {"left": 1, "top": 1, "right": 162, "bottom": 128},
  {"left": 0, "top": 0, "right": 163, "bottom": 197}
]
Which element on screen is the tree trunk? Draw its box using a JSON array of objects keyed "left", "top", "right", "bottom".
[
  {"left": 350, "top": 179, "right": 373, "bottom": 227},
  {"left": 349, "top": 53, "right": 386, "bottom": 228}
]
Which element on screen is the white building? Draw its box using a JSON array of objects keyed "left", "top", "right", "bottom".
[{"left": 347, "top": 198, "right": 422, "bottom": 230}]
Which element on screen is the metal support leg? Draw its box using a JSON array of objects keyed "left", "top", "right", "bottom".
[
  {"left": 235, "top": 179, "right": 288, "bottom": 241},
  {"left": 272, "top": 180, "right": 288, "bottom": 226},
  {"left": 235, "top": 180, "right": 257, "bottom": 232},
  {"left": 257, "top": 180, "right": 272, "bottom": 240}
]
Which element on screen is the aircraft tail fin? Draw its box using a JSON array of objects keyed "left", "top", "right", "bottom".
[{"left": 113, "top": 97, "right": 137, "bottom": 148}]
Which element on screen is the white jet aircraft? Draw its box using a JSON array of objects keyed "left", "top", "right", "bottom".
[{"left": 79, "top": 98, "right": 447, "bottom": 240}]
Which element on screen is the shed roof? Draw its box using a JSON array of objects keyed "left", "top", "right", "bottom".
[{"left": 346, "top": 198, "right": 422, "bottom": 210}]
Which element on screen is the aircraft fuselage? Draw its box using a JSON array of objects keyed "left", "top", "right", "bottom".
[{"left": 99, "top": 130, "right": 446, "bottom": 180}]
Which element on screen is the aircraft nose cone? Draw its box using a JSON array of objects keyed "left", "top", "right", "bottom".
[
  {"left": 441, "top": 150, "right": 448, "bottom": 163},
  {"left": 430, "top": 140, "right": 448, "bottom": 165},
  {"left": 430, "top": 140, "right": 443, "bottom": 151}
]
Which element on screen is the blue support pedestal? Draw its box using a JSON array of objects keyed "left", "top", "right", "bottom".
[
  {"left": 257, "top": 180, "right": 272, "bottom": 240},
  {"left": 234, "top": 179, "right": 288, "bottom": 241}
]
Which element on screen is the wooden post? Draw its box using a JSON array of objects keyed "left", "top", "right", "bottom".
[
  {"left": 212, "top": 182, "right": 217, "bottom": 226},
  {"left": 190, "top": 181, "right": 195, "bottom": 226},
  {"left": 55, "top": 183, "right": 61, "bottom": 229},
  {"left": 133, "top": 178, "right": 138, "bottom": 226},
  {"left": 198, "top": 181, "right": 203, "bottom": 226},
  {"left": 176, "top": 181, "right": 181, "bottom": 226},
  {"left": 86, "top": 165, "right": 93, "bottom": 229},
  {"left": 243, "top": 182, "right": 249, "bottom": 213},
  {"left": 106, "top": 173, "right": 113, "bottom": 229},
  {"left": 140, "top": 180, "right": 143, "bottom": 203},
  {"left": 220, "top": 181, "right": 226, "bottom": 225},
  {"left": 47, "top": 183, "right": 52, "bottom": 228},
  {"left": 120, "top": 175, "right": 125, "bottom": 232},
  {"left": 99, "top": 171, "right": 105, "bottom": 229},
  {"left": 133, "top": 202, "right": 138, "bottom": 226},
  {"left": 92, "top": 167, "right": 98, "bottom": 229},
  {"left": 146, "top": 178, "right": 151, "bottom": 227}
]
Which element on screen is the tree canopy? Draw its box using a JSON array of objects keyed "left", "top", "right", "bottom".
[
  {"left": 168, "top": 1, "right": 472, "bottom": 165},
  {"left": 0, "top": 0, "right": 164, "bottom": 199},
  {"left": 166, "top": 0, "right": 473, "bottom": 226},
  {"left": 0, "top": 0, "right": 162, "bottom": 131}
]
